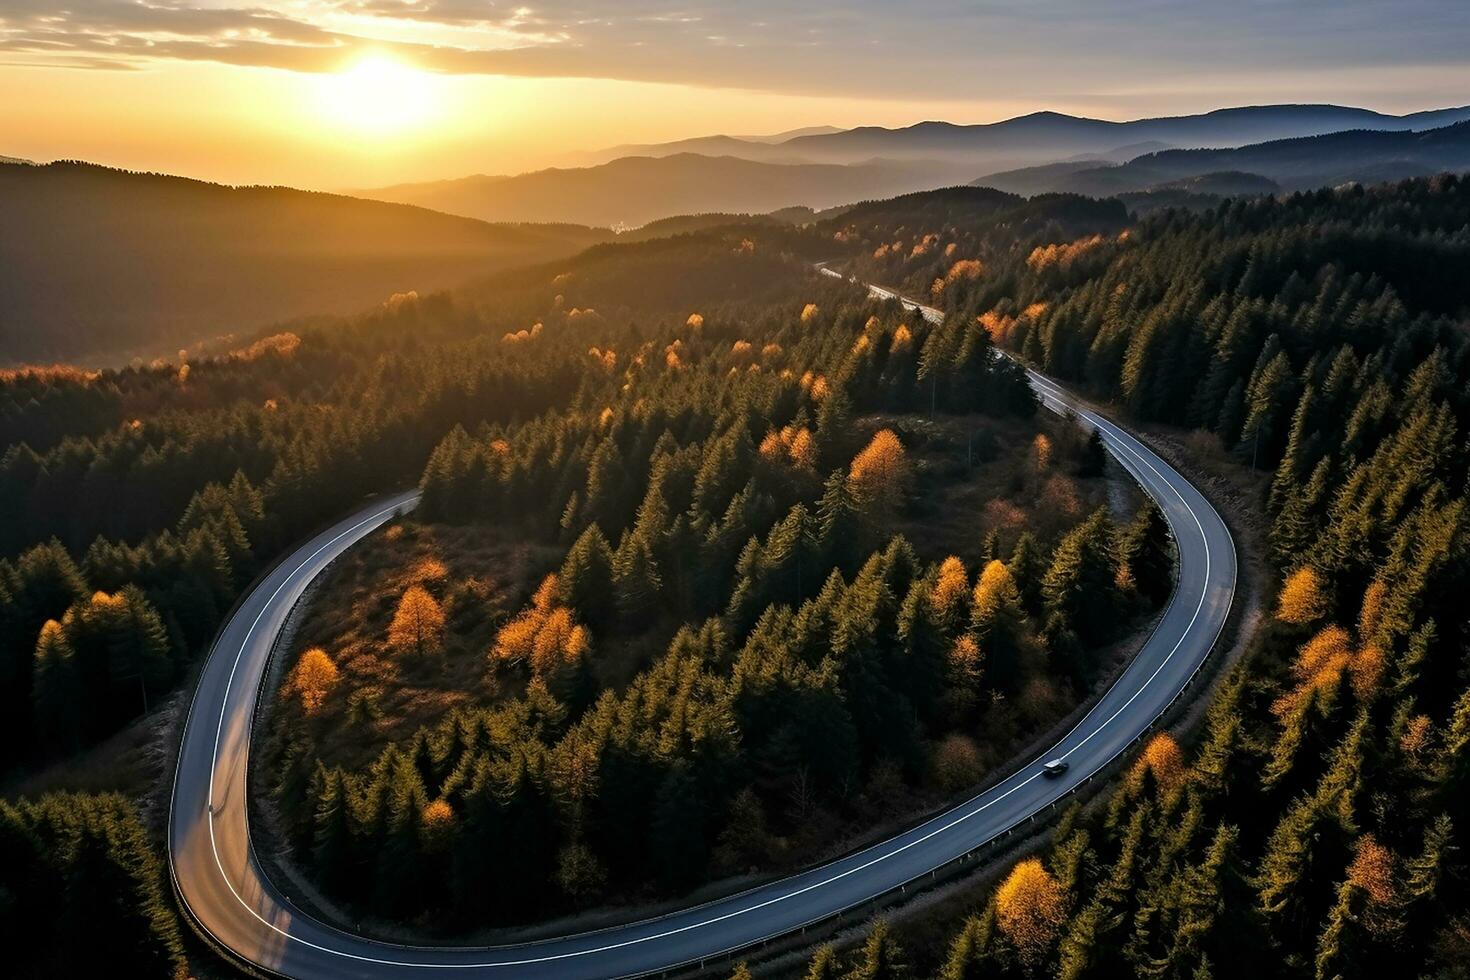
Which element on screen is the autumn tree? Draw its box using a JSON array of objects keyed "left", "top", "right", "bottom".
[
  {"left": 995, "top": 857, "right": 1068, "bottom": 970},
  {"left": 1127, "top": 732, "right": 1187, "bottom": 797},
  {"left": 1276, "top": 566, "right": 1329, "bottom": 626},
  {"left": 930, "top": 556, "right": 970, "bottom": 628},
  {"left": 287, "top": 648, "right": 340, "bottom": 713},
  {"left": 493, "top": 574, "right": 592, "bottom": 683},
  {"left": 848, "top": 429, "right": 911, "bottom": 521},
  {"left": 388, "top": 584, "right": 445, "bottom": 657},
  {"left": 931, "top": 733, "right": 984, "bottom": 792}
]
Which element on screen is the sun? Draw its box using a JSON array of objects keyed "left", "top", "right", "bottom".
[{"left": 315, "top": 55, "right": 442, "bottom": 135}]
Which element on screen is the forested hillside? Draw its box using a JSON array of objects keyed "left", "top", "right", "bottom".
[
  {"left": 257, "top": 205, "right": 1177, "bottom": 927},
  {"left": 0, "top": 229, "right": 826, "bottom": 973},
  {"left": 4, "top": 170, "right": 1468, "bottom": 977},
  {"left": 0, "top": 161, "right": 609, "bottom": 365},
  {"left": 761, "top": 173, "right": 1470, "bottom": 978}
]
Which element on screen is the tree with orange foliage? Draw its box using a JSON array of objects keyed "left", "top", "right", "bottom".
[
  {"left": 930, "top": 556, "right": 970, "bottom": 625},
  {"left": 1346, "top": 834, "right": 1397, "bottom": 905},
  {"left": 1276, "top": 566, "right": 1329, "bottom": 625},
  {"left": 800, "top": 303, "right": 819, "bottom": 324},
  {"left": 890, "top": 324, "right": 913, "bottom": 355},
  {"left": 995, "top": 858, "right": 1067, "bottom": 968},
  {"left": 972, "top": 560, "right": 1022, "bottom": 625},
  {"left": 287, "top": 648, "right": 339, "bottom": 713},
  {"left": 759, "top": 425, "right": 818, "bottom": 474},
  {"left": 387, "top": 584, "right": 445, "bottom": 657},
  {"left": 1358, "top": 579, "right": 1386, "bottom": 641},
  {"left": 492, "top": 574, "right": 592, "bottom": 679},
  {"left": 848, "top": 429, "right": 910, "bottom": 518},
  {"left": 971, "top": 559, "right": 1026, "bottom": 693},
  {"left": 1272, "top": 624, "right": 1352, "bottom": 719},
  {"left": 411, "top": 557, "right": 448, "bottom": 582},
  {"left": 1128, "top": 732, "right": 1187, "bottom": 796},
  {"left": 950, "top": 633, "right": 983, "bottom": 686},
  {"left": 1031, "top": 433, "right": 1052, "bottom": 473}
]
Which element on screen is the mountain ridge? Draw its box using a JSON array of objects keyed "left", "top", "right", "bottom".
[
  {"left": 975, "top": 120, "right": 1470, "bottom": 198},
  {"left": 0, "top": 160, "right": 610, "bottom": 365}
]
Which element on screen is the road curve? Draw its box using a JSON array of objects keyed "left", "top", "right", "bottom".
[{"left": 168, "top": 279, "right": 1236, "bottom": 979}]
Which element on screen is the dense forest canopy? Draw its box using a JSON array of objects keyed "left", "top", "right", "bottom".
[
  {"left": 258, "top": 211, "right": 1170, "bottom": 926},
  {"left": 761, "top": 174, "right": 1470, "bottom": 978},
  {"left": 2, "top": 170, "right": 1468, "bottom": 977}
]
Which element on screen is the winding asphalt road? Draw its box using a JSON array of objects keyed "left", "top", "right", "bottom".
[{"left": 168, "top": 276, "right": 1236, "bottom": 979}]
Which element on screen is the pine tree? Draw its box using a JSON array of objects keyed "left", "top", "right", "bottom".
[
  {"left": 1043, "top": 508, "right": 1119, "bottom": 649},
  {"left": 1079, "top": 428, "right": 1107, "bottom": 478},
  {"left": 32, "top": 619, "right": 81, "bottom": 750},
  {"left": 1117, "top": 502, "right": 1173, "bottom": 607},
  {"left": 846, "top": 919, "right": 908, "bottom": 980},
  {"left": 1057, "top": 901, "right": 1103, "bottom": 980},
  {"left": 804, "top": 944, "right": 842, "bottom": 980},
  {"left": 614, "top": 531, "right": 663, "bottom": 629},
  {"left": 558, "top": 524, "right": 617, "bottom": 632},
  {"left": 816, "top": 468, "right": 862, "bottom": 572},
  {"left": 310, "top": 765, "right": 355, "bottom": 896}
]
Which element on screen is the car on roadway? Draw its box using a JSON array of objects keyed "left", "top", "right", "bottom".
[{"left": 1042, "top": 758, "right": 1069, "bottom": 777}]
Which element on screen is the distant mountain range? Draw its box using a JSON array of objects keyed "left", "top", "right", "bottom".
[
  {"left": 364, "top": 104, "right": 1470, "bottom": 228},
  {"left": 568, "top": 126, "right": 843, "bottom": 166},
  {"left": 358, "top": 153, "right": 976, "bottom": 229},
  {"left": 0, "top": 161, "right": 609, "bottom": 365},
  {"left": 578, "top": 104, "right": 1470, "bottom": 169},
  {"left": 975, "top": 121, "right": 1470, "bottom": 198},
  {"left": 15, "top": 104, "right": 1470, "bottom": 363}
]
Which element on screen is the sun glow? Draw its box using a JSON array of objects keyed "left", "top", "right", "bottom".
[{"left": 315, "top": 55, "right": 443, "bottom": 135}]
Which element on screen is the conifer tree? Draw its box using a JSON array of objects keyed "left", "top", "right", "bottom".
[
  {"left": 846, "top": 919, "right": 908, "bottom": 980},
  {"left": 614, "top": 531, "right": 664, "bottom": 628},
  {"left": 1042, "top": 508, "right": 1119, "bottom": 649},
  {"left": 558, "top": 524, "right": 617, "bottom": 632}
]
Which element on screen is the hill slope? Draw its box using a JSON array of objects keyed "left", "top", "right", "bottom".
[
  {"left": 0, "top": 162, "right": 609, "bottom": 365},
  {"left": 357, "top": 153, "right": 971, "bottom": 227}
]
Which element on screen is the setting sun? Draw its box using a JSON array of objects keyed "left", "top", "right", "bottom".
[{"left": 314, "top": 56, "right": 443, "bottom": 135}]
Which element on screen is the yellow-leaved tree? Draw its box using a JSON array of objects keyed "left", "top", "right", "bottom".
[
  {"left": 1128, "top": 731, "right": 1187, "bottom": 797},
  {"left": 388, "top": 584, "right": 445, "bottom": 657},
  {"left": 995, "top": 857, "right": 1067, "bottom": 967},
  {"left": 848, "top": 428, "right": 910, "bottom": 518},
  {"left": 492, "top": 573, "right": 591, "bottom": 678},
  {"left": 287, "top": 647, "right": 339, "bottom": 713},
  {"left": 930, "top": 556, "right": 970, "bottom": 624},
  {"left": 1276, "top": 566, "right": 1329, "bottom": 625}
]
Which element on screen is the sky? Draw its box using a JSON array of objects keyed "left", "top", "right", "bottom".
[{"left": 2, "top": 1, "right": 1468, "bottom": 189}]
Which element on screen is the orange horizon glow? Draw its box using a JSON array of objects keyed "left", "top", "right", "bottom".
[{"left": 2, "top": 7, "right": 1467, "bottom": 195}]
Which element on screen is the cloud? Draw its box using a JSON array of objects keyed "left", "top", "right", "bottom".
[{"left": 1, "top": 0, "right": 1467, "bottom": 106}]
